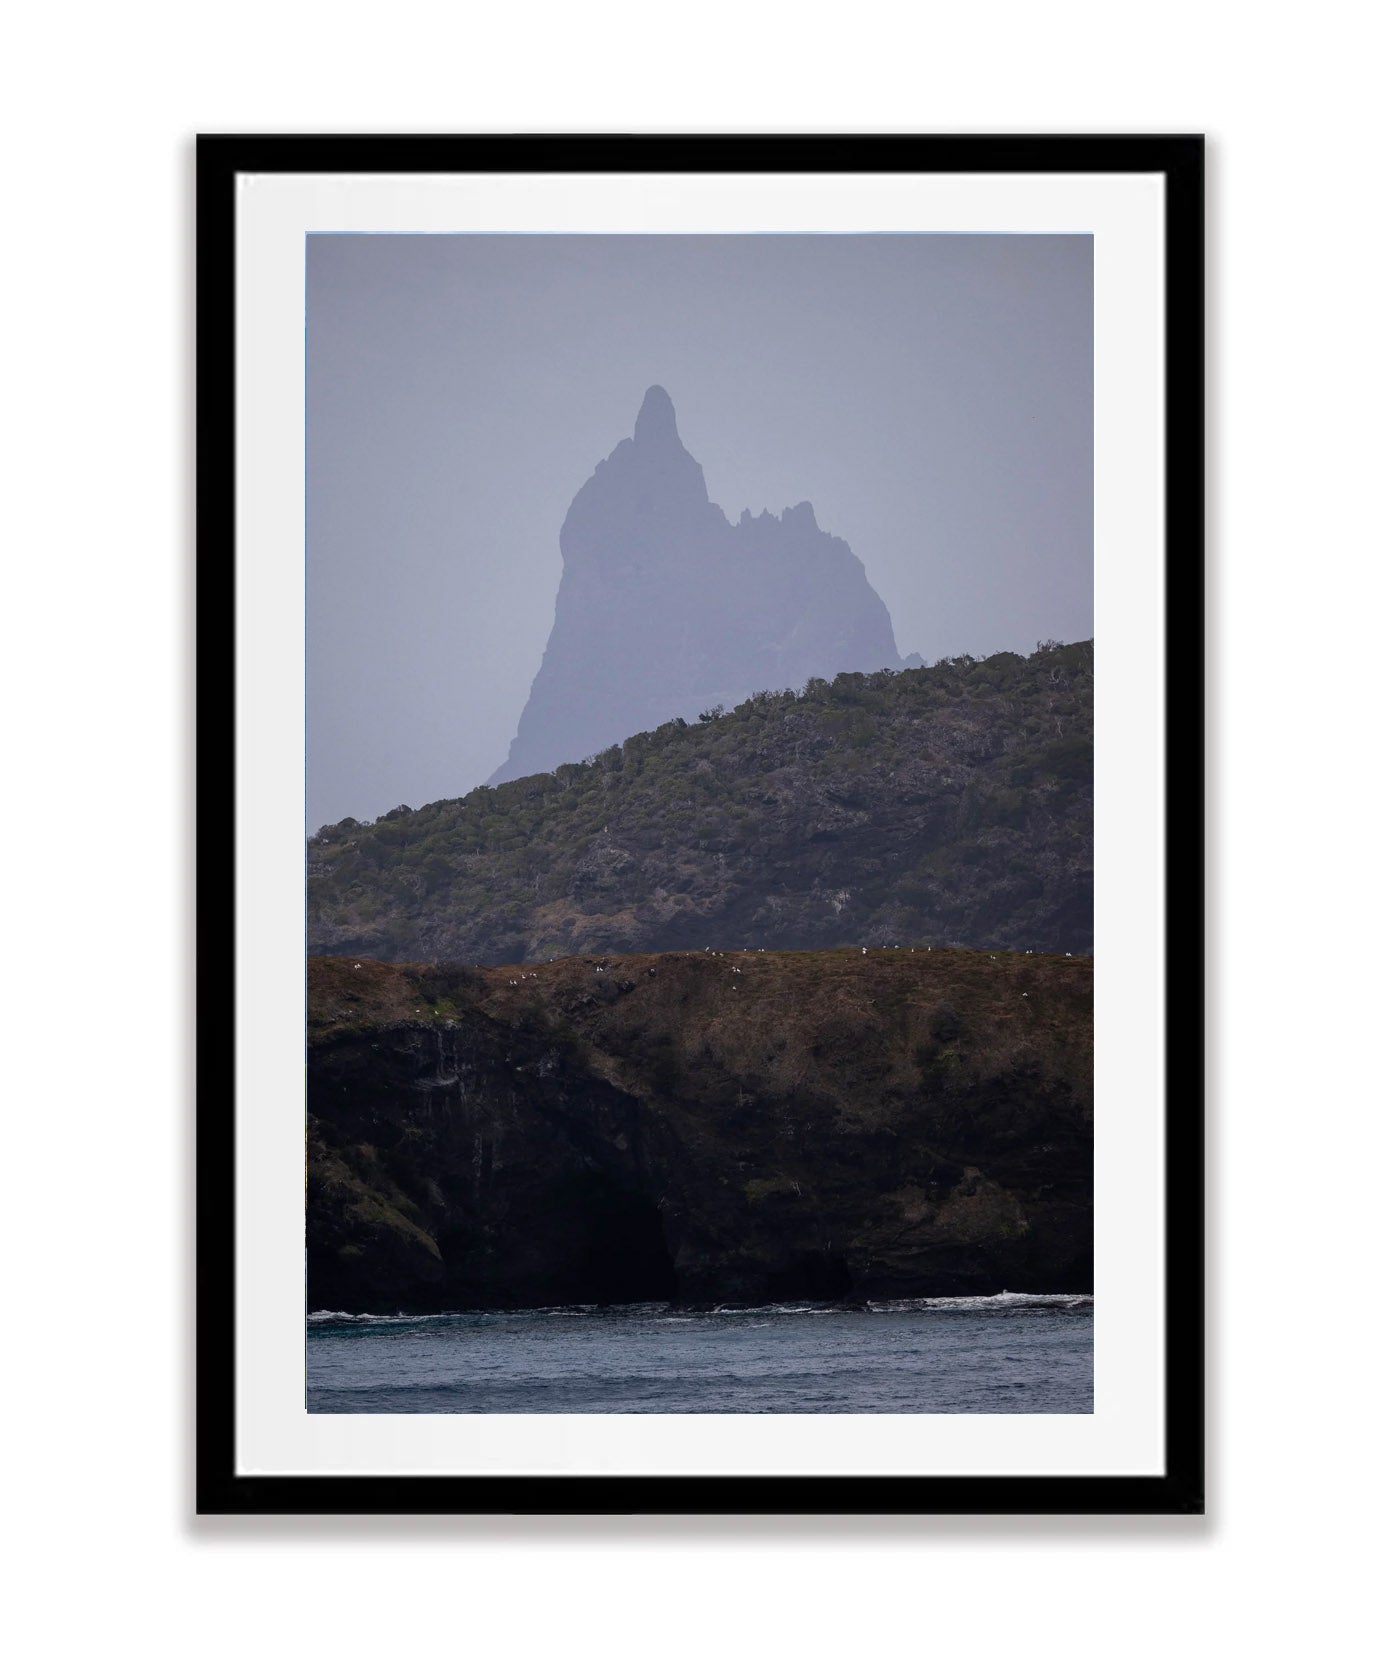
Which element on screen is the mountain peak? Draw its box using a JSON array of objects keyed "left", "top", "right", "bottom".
[
  {"left": 634, "top": 385, "right": 679, "bottom": 447},
  {"left": 489, "top": 389, "right": 903, "bottom": 784}
]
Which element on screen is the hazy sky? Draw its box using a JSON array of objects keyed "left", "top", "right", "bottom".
[{"left": 307, "top": 234, "right": 1091, "bottom": 831}]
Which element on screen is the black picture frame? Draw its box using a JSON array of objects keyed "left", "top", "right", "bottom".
[{"left": 196, "top": 133, "right": 1204, "bottom": 1517}]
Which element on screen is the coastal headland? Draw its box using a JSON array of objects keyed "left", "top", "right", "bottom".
[{"left": 308, "top": 946, "right": 1092, "bottom": 1313}]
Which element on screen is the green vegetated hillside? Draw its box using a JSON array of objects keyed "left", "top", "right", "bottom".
[
  {"left": 307, "top": 947, "right": 1092, "bottom": 1311},
  {"left": 308, "top": 640, "right": 1093, "bottom": 965}
]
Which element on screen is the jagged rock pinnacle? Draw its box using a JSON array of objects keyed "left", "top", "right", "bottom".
[
  {"left": 489, "top": 388, "right": 903, "bottom": 784},
  {"left": 633, "top": 384, "right": 679, "bottom": 447}
]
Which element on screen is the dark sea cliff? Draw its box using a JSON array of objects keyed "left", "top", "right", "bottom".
[{"left": 307, "top": 946, "right": 1092, "bottom": 1316}]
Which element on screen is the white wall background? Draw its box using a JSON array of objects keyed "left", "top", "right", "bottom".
[{"left": 5, "top": 4, "right": 1394, "bottom": 1676}]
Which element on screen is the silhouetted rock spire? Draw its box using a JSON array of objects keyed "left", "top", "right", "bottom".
[
  {"left": 490, "top": 388, "right": 903, "bottom": 784},
  {"left": 633, "top": 383, "right": 679, "bottom": 447}
]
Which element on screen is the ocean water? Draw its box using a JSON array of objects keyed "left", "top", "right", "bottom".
[{"left": 306, "top": 1294, "right": 1093, "bottom": 1413}]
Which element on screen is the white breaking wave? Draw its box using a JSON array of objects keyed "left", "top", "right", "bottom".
[
  {"left": 306, "top": 1310, "right": 458, "bottom": 1325},
  {"left": 308, "top": 1292, "right": 1093, "bottom": 1326},
  {"left": 868, "top": 1292, "right": 1092, "bottom": 1313}
]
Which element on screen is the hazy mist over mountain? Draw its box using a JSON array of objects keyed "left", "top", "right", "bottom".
[
  {"left": 307, "top": 234, "right": 1091, "bottom": 830},
  {"left": 491, "top": 385, "right": 904, "bottom": 784}
]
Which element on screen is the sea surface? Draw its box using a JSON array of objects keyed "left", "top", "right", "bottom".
[{"left": 306, "top": 1294, "right": 1092, "bottom": 1413}]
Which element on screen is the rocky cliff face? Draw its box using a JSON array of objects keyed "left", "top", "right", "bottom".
[
  {"left": 307, "top": 949, "right": 1092, "bottom": 1312},
  {"left": 490, "top": 386, "right": 901, "bottom": 783}
]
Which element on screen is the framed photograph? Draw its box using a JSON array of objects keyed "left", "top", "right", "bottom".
[{"left": 197, "top": 134, "right": 1203, "bottom": 1515}]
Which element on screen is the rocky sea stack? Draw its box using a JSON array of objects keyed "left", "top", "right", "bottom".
[{"left": 491, "top": 386, "right": 904, "bottom": 783}]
